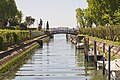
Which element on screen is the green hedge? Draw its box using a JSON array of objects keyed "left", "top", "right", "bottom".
[
  {"left": 0, "top": 30, "right": 30, "bottom": 50},
  {"left": 79, "top": 25, "right": 120, "bottom": 42}
]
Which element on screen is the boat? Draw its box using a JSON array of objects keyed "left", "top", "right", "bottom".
[
  {"left": 97, "top": 60, "right": 108, "bottom": 68},
  {"left": 105, "top": 59, "right": 120, "bottom": 80},
  {"left": 88, "top": 54, "right": 103, "bottom": 62},
  {"left": 87, "top": 49, "right": 103, "bottom": 62},
  {"left": 76, "top": 42, "right": 84, "bottom": 49}
]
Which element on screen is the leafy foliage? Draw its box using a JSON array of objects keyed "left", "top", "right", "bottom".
[
  {"left": 25, "top": 16, "right": 35, "bottom": 27},
  {"left": 76, "top": 8, "right": 85, "bottom": 28},
  {"left": 79, "top": 25, "right": 120, "bottom": 42},
  {"left": 0, "top": 0, "right": 22, "bottom": 28},
  {"left": 0, "top": 30, "right": 30, "bottom": 50},
  {"left": 76, "top": 0, "right": 120, "bottom": 27}
]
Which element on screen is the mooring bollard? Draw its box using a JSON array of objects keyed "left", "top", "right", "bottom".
[
  {"left": 103, "top": 43, "right": 105, "bottom": 75},
  {"left": 66, "top": 34, "right": 68, "bottom": 41},
  {"left": 37, "top": 40, "right": 43, "bottom": 47},
  {"left": 66, "top": 34, "right": 68, "bottom": 38},
  {"left": 94, "top": 41, "right": 97, "bottom": 70},
  {"left": 108, "top": 45, "right": 111, "bottom": 80}
]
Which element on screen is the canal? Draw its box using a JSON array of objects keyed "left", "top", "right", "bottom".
[{"left": 5, "top": 34, "right": 106, "bottom": 80}]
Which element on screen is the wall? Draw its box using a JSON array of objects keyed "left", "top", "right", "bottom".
[{"left": 87, "top": 38, "right": 120, "bottom": 56}]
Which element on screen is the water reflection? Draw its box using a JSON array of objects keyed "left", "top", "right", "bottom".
[{"left": 4, "top": 34, "right": 106, "bottom": 80}]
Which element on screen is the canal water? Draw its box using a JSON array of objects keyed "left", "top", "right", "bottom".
[{"left": 5, "top": 34, "right": 106, "bottom": 80}]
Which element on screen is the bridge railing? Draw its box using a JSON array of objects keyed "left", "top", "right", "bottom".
[{"left": 49, "top": 29, "right": 76, "bottom": 34}]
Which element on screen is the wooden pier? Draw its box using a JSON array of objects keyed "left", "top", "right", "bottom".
[{"left": 105, "top": 59, "right": 120, "bottom": 80}]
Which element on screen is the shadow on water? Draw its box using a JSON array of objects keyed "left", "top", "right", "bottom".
[{"left": 76, "top": 49, "right": 107, "bottom": 80}]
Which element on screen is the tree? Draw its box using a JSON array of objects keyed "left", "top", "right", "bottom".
[
  {"left": 105, "top": 0, "right": 120, "bottom": 14},
  {"left": 20, "top": 22, "right": 27, "bottom": 30},
  {"left": 0, "top": 0, "right": 19, "bottom": 28},
  {"left": 16, "top": 10, "right": 23, "bottom": 23},
  {"left": 46, "top": 21, "right": 49, "bottom": 30},
  {"left": 25, "top": 16, "right": 35, "bottom": 27},
  {"left": 0, "top": 18, "right": 4, "bottom": 29},
  {"left": 40, "top": 19, "right": 43, "bottom": 26},
  {"left": 84, "top": 9, "right": 93, "bottom": 28},
  {"left": 7, "top": 0, "right": 17, "bottom": 19},
  {"left": 76, "top": 0, "right": 120, "bottom": 27},
  {"left": 86, "top": 0, "right": 106, "bottom": 26},
  {"left": 76, "top": 8, "right": 85, "bottom": 28},
  {"left": 38, "top": 19, "right": 43, "bottom": 30},
  {"left": 8, "top": 10, "right": 23, "bottom": 26}
]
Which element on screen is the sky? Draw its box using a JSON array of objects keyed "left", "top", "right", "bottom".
[{"left": 16, "top": 0, "right": 88, "bottom": 28}]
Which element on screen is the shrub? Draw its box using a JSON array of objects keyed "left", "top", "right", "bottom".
[
  {"left": 0, "top": 29, "right": 45, "bottom": 51},
  {"left": 79, "top": 25, "right": 120, "bottom": 42},
  {"left": 0, "top": 30, "right": 30, "bottom": 50}
]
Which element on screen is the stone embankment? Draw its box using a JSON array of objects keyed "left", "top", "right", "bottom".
[
  {"left": 0, "top": 35, "right": 48, "bottom": 67},
  {"left": 87, "top": 38, "right": 120, "bottom": 56},
  {"left": 70, "top": 34, "right": 120, "bottom": 56}
]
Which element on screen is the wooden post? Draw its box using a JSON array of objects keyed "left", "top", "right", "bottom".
[
  {"left": 87, "top": 38, "right": 89, "bottom": 51},
  {"left": 84, "top": 38, "right": 88, "bottom": 61},
  {"left": 103, "top": 43, "right": 105, "bottom": 75},
  {"left": 50, "top": 34, "right": 54, "bottom": 38},
  {"left": 84, "top": 38, "right": 86, "bottom": 56},
  {"left": 103, "top": 43, "right": 105, "bottom": 53},
  {"left": 37, "top": 40, "right": 43, "bottom": 47},
  {"left": 66, "top": 34, "right": 68, "bottom": 38},
  {"left": 108, "top": 45, "right": 111, "bottom": 80},
  {"left": 66, "top": 34, "right": 68, "bottom": 41},
  {"left": 94, "top": 41, "right": 97, "bottom": 70},
  {"left": 29, "top": 30, "right": 32, "bottom": 39},
  {"left": 76, "top": 36, "right": 79, "bottom": 43}
]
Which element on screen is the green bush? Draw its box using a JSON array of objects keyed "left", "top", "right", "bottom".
[
  {"left": 0, "top": 36, "right": 4, "bottom": 50},
  {"left": 79, "top": 25, "right": 120, "bottom": 42},
  {"left": 0, "top": 30, "right": 30, "bottom": 50},
  {"left": 0, "top": 29, "right": 45, "bottom": 51}
]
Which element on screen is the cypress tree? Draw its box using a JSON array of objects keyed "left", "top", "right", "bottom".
[{"left": 46, "top": 21, "right": 49, "bottom": 30}]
